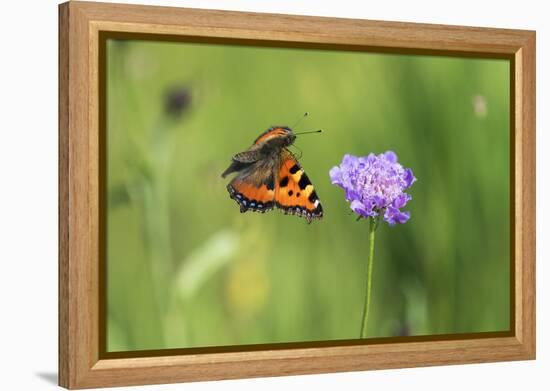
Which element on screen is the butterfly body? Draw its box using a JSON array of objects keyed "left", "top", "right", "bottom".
[{"left": 222, "top": 126, "right": 323, "bottom": 223}]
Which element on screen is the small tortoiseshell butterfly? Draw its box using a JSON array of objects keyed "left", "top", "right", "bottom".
[{"left": 222, "top": 126, "right": 323, "bottom": 223}]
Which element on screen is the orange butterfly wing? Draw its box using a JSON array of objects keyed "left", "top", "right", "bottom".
[
  {"left": 227, "top": 168, "right": 276, "bottom": 214},
  {"left": 274, "top": 151, "right": 323, "bottom": 223}
]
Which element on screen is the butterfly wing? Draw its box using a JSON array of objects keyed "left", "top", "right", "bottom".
[
  {"left": 274, "top": 150, "right": 323, "bottom": 223},
  {"left": 226, "top": 159, "right": 276, "bottom": 213},
  {"left": 221, "top": 145, "right": 264, "bottom": 178}
]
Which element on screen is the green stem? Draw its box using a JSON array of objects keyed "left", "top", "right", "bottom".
[{"left": 360, "top": 217, "right": 377, "bottom": 338}]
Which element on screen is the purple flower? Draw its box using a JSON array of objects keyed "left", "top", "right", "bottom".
[{"left": 329, "top": 151, "right": 416, "bottom": 225}]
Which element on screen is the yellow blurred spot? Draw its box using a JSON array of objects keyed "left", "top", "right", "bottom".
[{"left": 226, "top": 257, "right": 269, "bottom": 318}]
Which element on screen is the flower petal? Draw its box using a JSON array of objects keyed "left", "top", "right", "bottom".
[
  {"left": 383, "top": 151, "right": 398, "bottom": 163},
  {"left": 350, "top": 200, "right": 369, "bottom": 218},
  {"left": 372, "top": 194, "right": 386, "bottom": 209},
  {"left": 342, "top": 154, "right": 358, "bottom": 168},
  {"left": 384, "top": 206, "right": 410, "bottom": 225},
  {"left": 345, "top": 188, "right": 360, "bottom": 202},
  {"left": 403, "top": 168, "right": 417, "bottom": 188},
  {"left": 392, "top": 193, "right": 411, "bottom": 209},
  {"left": 329, "top": 166, "right": 343, "bottom": 186}
]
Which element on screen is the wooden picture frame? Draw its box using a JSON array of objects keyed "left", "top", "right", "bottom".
[{"left": 59, "top": 1, "right": 536, "bottom": 389}]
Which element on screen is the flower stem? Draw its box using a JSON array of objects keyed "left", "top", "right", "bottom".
[{"left": 360, "top": 216, "right": 377, "bottom": 338}]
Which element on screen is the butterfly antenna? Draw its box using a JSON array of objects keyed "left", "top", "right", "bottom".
[
  {"left": 294, "top": 129, "right": 322, "bottom": 136},
  {"left": 291, "top": 112, "right": 310, "bottom": 129}
]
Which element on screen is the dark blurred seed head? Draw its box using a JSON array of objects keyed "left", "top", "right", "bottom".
[{"left": 164, "top": 86, "right": 192, "bottom": 119}]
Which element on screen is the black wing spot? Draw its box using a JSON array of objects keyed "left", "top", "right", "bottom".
[
  {"left": 279, "top": 176, "right": 289, "bottom": 187},
  {"left": 265, "top": 175, "right": 275, "bottom": 191},
  {"left": 298, "top": 174, "right": 311, "bottom": 190},
  {"left": 289, "top": 164, "right": 300, "bottom": 174},
  {"left": 296, "top": 192, "right": 300, "bottom": 197},
  {"left": 308, "top": 190, "right": 318, "bottom": 203},
  {"left": 288, "top": 190, "right": 293, "bottom": 196}
]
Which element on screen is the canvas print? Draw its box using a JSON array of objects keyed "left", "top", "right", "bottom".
[{"left": 105, "top": 38, "right": 510, "bottom": 352}]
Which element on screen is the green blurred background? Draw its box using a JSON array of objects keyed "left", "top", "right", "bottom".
[{"left": 106, "top": 39, "right": 510, "bottom": 352}]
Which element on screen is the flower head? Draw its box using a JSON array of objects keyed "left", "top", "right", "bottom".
[{"left": 329, "top": 151, "right": 416, "bottom": 225}]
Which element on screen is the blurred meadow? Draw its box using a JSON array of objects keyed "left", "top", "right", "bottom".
[{"left": 106, "top": 39, "right": 510, "bottom": 352}]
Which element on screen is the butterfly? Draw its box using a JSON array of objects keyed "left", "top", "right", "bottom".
[{"left": 222, "top": 126, "right": 323, "bottom": 223}]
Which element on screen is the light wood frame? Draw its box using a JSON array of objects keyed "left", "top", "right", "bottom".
[{"left": 59, "top": 1, "right": 536, "bottom": 389}]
